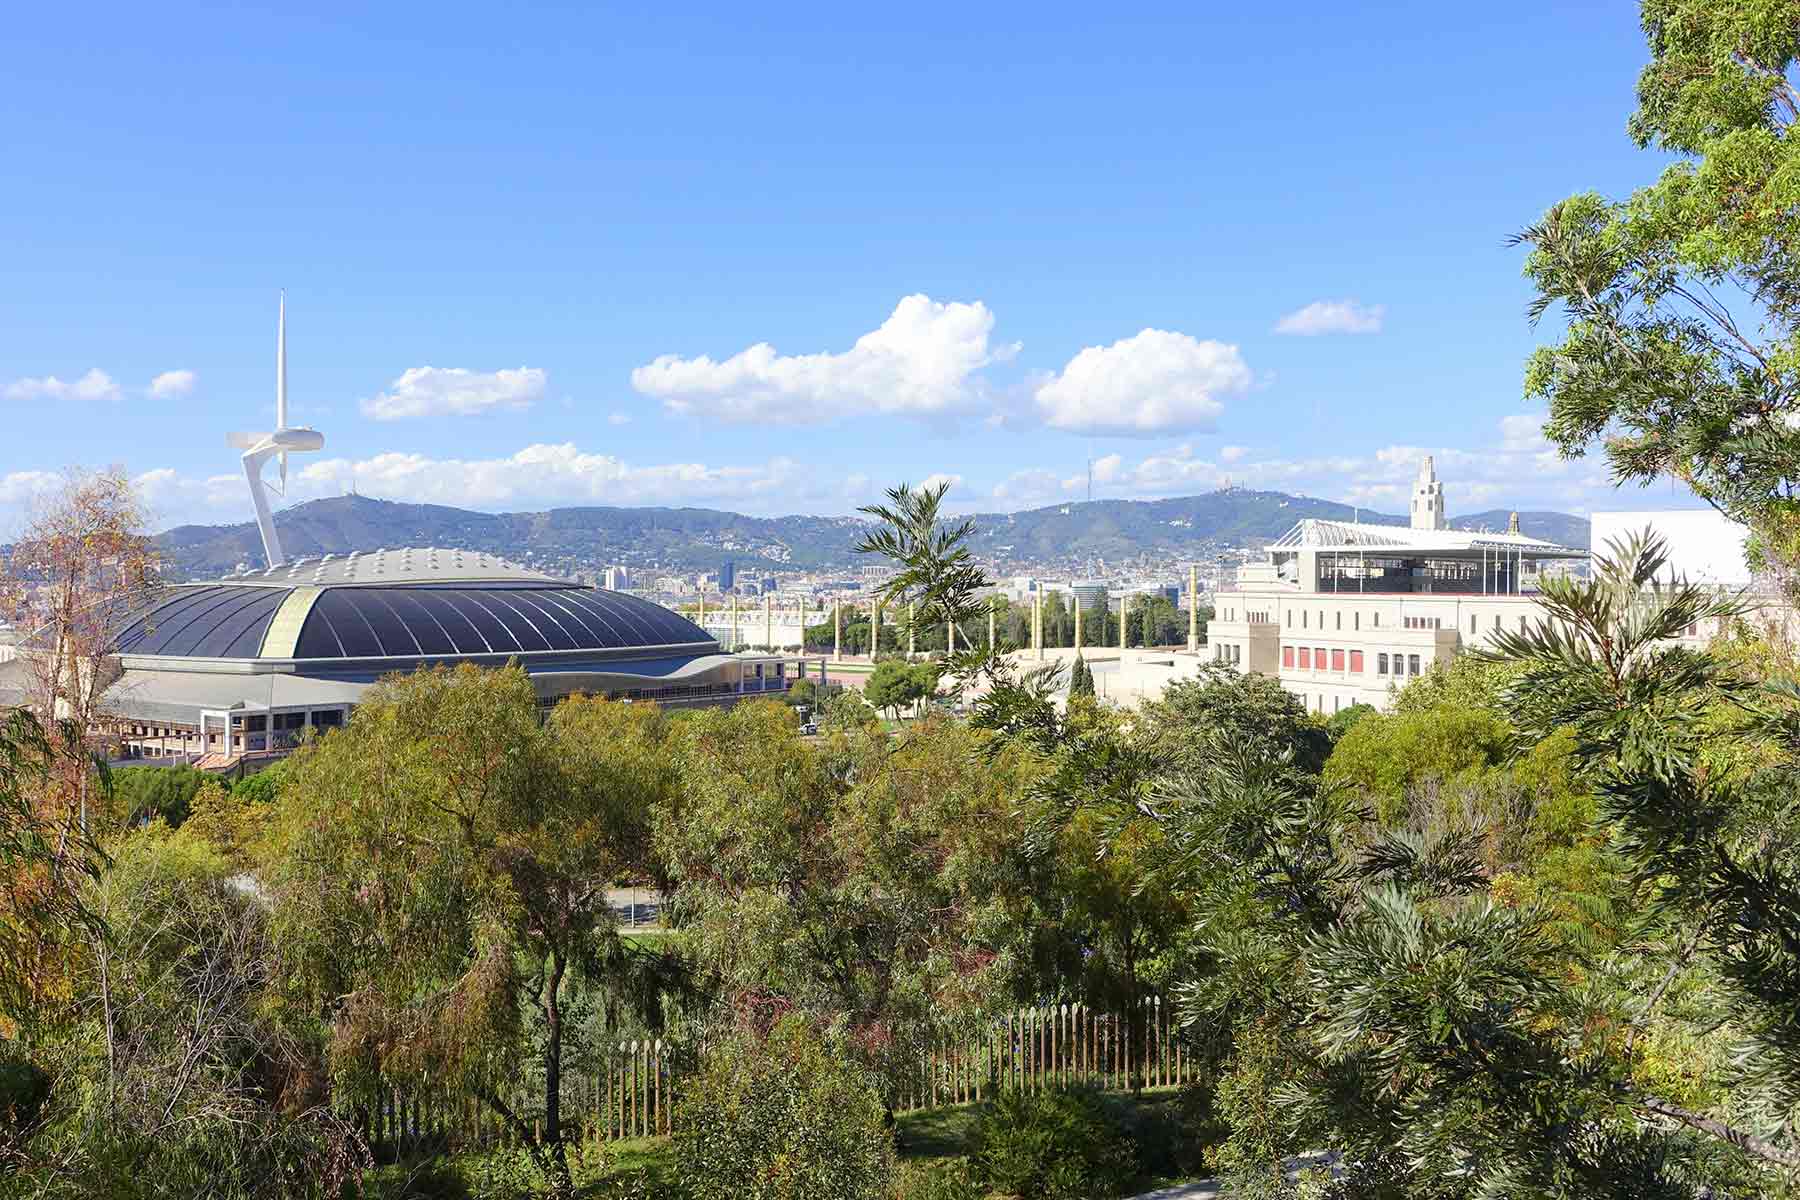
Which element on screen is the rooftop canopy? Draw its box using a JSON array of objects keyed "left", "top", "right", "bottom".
[{"left": 1267, "top": 518, "right": 1585, "bottom": 558}]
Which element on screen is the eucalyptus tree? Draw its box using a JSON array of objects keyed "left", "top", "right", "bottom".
[
  {"left": 266, "top": 667, "right": 667, "bottom": 1197},
  {"left": 1517, "top": 0, "right": 1800, "bottom": 584}
]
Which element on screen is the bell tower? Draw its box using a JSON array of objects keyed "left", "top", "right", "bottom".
[{"left": 1410, "top": 455, "right": 1445, "bottom": 531}]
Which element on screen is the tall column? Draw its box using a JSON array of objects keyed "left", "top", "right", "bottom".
[
  {"left": 907, "top": 601, "right": 916, "bottom": 657},
  {"left": 1073, "top": 598, "right": 1082, "bottom": 651},
  {"left": 1120, "top": 596, "right": 1129, "bottom": 651},
  {"left": 1187, "top": 565, "right": 1199, "bottom": 652},
  {"left": 698, "top": 589, "right": 706, "bottom": 627},
  {"left": 764, "top": 594, "right": 772, "bottom": 651},
  {"left": 871, "top": 602, "right": 880, "bottom": 657},
  {"left": 730, "top": 594, "right": 739, "bottom": 651},
  {"left": 988, "top": 595, "right": 997, "bottom": 651},
  {"left": 1033, "top": 592, "right": 1043, "bottom": 661},
  {"left": 833, "top": 600, "right": 842, "bottom": 662}
]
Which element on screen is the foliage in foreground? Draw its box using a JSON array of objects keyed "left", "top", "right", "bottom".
[
  {"left": 969, "top": 1085, "right": 1136, "bottom": 1200},
  {"left": 672, "top": 1015, "right": 894, "bottom": 1200}
]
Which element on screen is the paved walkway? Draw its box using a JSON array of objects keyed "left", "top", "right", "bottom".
[{"left": 1125, "top": 1151, "right": 1339, "bottom": 1200}]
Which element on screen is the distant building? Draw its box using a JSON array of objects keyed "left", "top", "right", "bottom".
[
  {"left": 1209, "top": 459, "right": 1586, "bottom": 714},
  {"left": 603, "top": 564, "right": 631, "bottom": 591},
  {"left": 720, "top": 560, "right": 737, "bottom": 591},
  {"left": 760, "top": 576, "right": 777, "bottom": 594},
  {"left": 1590, "top": 509, "right": 1755, "bottom": 588},
  {"left": 1070, "top": 580, "right": 1110, "bottom": 614}
]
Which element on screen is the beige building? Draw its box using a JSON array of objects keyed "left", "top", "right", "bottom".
[{"left": 1208, "top": 459, "right": 1587, "bottom": 714}]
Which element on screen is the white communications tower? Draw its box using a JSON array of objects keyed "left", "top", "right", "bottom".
[{"left": 227, "top": 293, "right": 325, "bottom": 568}]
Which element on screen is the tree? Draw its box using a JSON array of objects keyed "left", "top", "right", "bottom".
[
  {"left": 864, "top": 660, "right": 916, "bottom": 721},
  {"left": 110, "top": 764, "right": 210, "bottom": 828},
  {"left": 267, "top": 666, "right": 660, "bottom": 1196},
  {"left": 1322, "top": 704, "right": 1511, "bottom": 824},
  {"left": 661, "top": 705, "right": 1043, "bottom": 1114},
  {"left": 1068, "top": 655, "right": 1094, "bottom": 698},
  {"left": 1516, "top": 1, "right": 1800, "bottom": 582},
  {"left": 0, "top": 468, "right": 158, "bottom": 828},
  {"left": 1138, "top": 663, "right": 1331, "bottom": 775}
]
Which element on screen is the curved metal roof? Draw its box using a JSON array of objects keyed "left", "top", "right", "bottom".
[
  {"left": 112, "top": 580, "right": 713, "bottom": 661},
  {"left": 291, "top": 584, "right": 710, "bottom": 659}
]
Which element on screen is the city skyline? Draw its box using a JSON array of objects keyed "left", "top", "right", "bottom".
[{"left": 2, "top": 3, "right": 1706, "bottom": 534}]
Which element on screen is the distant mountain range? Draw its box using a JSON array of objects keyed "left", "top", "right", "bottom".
[{"left": 154, "top": 492, "right": 1591, "bottom": 581}]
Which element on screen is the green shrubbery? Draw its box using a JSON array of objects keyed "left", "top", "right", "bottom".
[
  {"left": 969, "top": 1085, "right": 1136, "bottom": 1200},
  {"left": 673, "top": 1015, "right": 894, "bottom": 1200}
]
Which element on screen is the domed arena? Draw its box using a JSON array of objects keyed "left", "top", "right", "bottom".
[{"left": 93, "top": 548, "right": 806, "bottom": 766}]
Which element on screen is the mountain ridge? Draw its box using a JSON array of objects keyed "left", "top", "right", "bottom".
[{"left": 154, "top": 492, "right": 1591, "bottom": 580}]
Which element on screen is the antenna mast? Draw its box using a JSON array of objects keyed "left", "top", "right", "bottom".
[{"left": 227, "top": 293, "right": 325, "bottom": 568}]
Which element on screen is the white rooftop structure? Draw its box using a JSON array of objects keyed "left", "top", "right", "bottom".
[
  {"left": 225, "top": 548, "right": 563, "bottom": 587},
  {"left": 1269, "top": 517, "right": 1579, "bottom": 556},
  {"left": 1590, "top": 509, "right": 1756, "bottom": 589}
]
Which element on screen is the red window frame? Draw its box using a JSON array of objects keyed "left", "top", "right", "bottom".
[
  {"left": 1331, "top": 649, "right": 1345, "bottom": 671},
  {"left": 1297, "top": 647, "right": 1311, "bottom": 669},
  {"left": 1349, "top": 650, "right": 1364, "bottom": 673},
  {"left": 1282, "top": 646, "right": 1294, "bottom": 668}
]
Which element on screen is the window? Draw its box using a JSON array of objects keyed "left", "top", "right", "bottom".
[
  {"left": 1378, "top": 652, "right": 1388, "bottom": 674},
  {"left": 1301, "top": 611, "right": 1308, "bottom": 629},
  {"left": 1354, "top": 613, "right": 1360, "bottom": 631},
  {"left": 1408, "top": 654, "right": 1421, "bottom": 676},
  {"left": 313, "top": 710, "right": 343, "bottom": 728},
  {"left": 1493, "top": 614, "right": 1501, "bottom": 631},
  {"left": 1330, "top": 649, "right": 1345, "bottom": 671},
  {"left": 1349, "top": 650, "right": 1364, "bottom": 673},
  {"left": 1298, "top": 647, "right": 1311, "bottom": 669},
  {"left": 1286, "top": 610, "right": 1292, "bottom": 627},
  {"left": 1316, "top": 646, "right": 1326, "bottom": 668},
  {"left": 1373, "top": 612, "right": 1380, "bottom": 628},
  {"left": 1282, "top": 646, "right": 1294, "bottom": 668},
  {"left": 1335, "top": 612, "right": 1341, "bottom": 630},
  {"left": 1470, "top": 614, "right": 1477, "bottom": 635}
]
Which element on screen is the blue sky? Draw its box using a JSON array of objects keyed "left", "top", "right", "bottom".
[{"left": 1, "top": 1, "right": 1704, "bottom": 532}]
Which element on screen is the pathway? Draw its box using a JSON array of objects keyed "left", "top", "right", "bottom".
[{"left": 1125, "top": 1151, "right": 1340, "bottom": 1200}]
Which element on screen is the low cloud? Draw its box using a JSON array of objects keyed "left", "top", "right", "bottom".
[
  {"left": 1274, "top": 299, "right": 1385, "bottom": 336},
  {"left": 148, "top": 370, "right": 197, "bottom": 398},
  {"left": 361, "top": 366, "right": 547, "bottom": 420},
  {"left": 5, "top": 369, "right": 123, "bottom": 403},
  {"left": 632, "top": 294, "right": 1014, "bottom": 425},
  {"left": 1033, "top": 329, "right": 1251, "bottom": 436}
]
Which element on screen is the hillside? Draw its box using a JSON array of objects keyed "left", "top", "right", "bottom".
[{"left": 154, "top": 492, "right": 1591, "bottom": 580}]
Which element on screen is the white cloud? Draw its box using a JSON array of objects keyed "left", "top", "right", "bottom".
[
  {"left": 917, "top": 472, "right": 964, "bottom": 494},
  {"left": 0, "top": 470, "right": 60, "bottom": 504},
  {"left": 361, "top": 366, "right": 547, "bottom": 420},
  {"left": 607, "top": 411, "right": 633, "bottom": 426},
  {"left": 1273, "top": 299, "right": 1385, "bottom": 336},
  {"left": 1033, "top": 329, "right": 1251, "bottom": 437},
  {"left": 984, "top": 414, "right": 1619, "bottom": 516},
  {"left": 1499, "top": 413, "right": 1546, "bottom": 451},
  {"left": 295, "top": 443, "right": 823, "bottom": 510},
  {"left": 148, "top": 369, "right": 196, "bottom": 398},
  {"left": 631, "top": 294, "right": 1014, "bottom": 425},
  {"left": 5, "top": 368, "right": 123, "bottom": 403}
]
